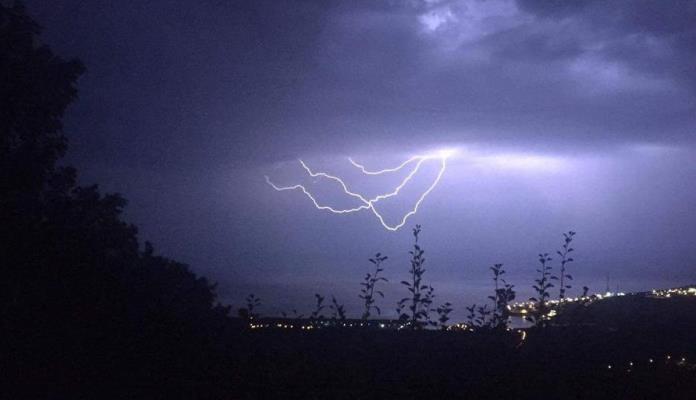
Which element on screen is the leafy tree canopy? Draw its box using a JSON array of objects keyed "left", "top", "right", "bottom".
[{"left": 1, "top": 3, "right": 232, "bottom": 397}]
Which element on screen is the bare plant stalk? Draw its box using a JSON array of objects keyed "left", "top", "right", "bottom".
[{"left": 557, "top": 231, "right": 576, "bottom": 300}]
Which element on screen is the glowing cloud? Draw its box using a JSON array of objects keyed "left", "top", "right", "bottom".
[
  {"left": 476, "top": 153, "right": 565, "bottom": 171},
  {"left": 266, "top": 150, "right": 454, "bottom": 231}
]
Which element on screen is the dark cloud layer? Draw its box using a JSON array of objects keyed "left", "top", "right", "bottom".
[
  {"left": 25, "top": 0, "right": 696, "bottom": 318},
  {"left": 518, "top": 0, "right": 696, "bottom": 91}
]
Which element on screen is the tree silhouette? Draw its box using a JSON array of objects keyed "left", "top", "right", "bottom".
[{"left": 1, "top": 4, "right": 232, "bottom": 397}]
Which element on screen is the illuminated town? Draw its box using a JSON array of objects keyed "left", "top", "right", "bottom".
[{"left": 243, "top": 285, "right": 696, "bottom": 331}]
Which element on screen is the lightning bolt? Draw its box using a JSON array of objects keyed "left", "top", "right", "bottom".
[
  {"left": 266, "top": 150, "right": 453, "bottom": 231},
  {"left": 348, "top": 156, "right": 421, "bottom": 175}
]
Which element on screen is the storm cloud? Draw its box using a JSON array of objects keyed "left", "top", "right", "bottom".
[{"left": 26, "top": 0, "right": 696, "bottom": 318}]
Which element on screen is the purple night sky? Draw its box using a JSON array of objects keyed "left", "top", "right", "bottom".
[{"left": 26, "top": 0, "right": 696, "bottom": 319}]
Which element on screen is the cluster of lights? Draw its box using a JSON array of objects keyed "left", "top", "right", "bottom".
[
  {"left": 247, "top": 286, "right": 696, "bottom": 331},
  {"left": 248, "top": 320, "right": 529, "bottom": 333},
  {"left": 446, "top": 324, "right": 520, "bottom": 334},
  {"left": 650, "top": 287, "right": 696, "bottom": 298},
  {"left": 247, "top": 320, "right": 405, "bottom": 330},
  {"left": 511, "top": 291, "right": 625, "bottom": 311},
  {"left": 606, "top": 354, "right": 693, "bottom": 373},
  {"left": 266, "top": 149, "right": 455, "bottom": 231},
  {"left": 509, "top": 286, "right": 696, "bottom": 319},
  {"left": 447, "top": 323, "right": 476, "bottom": 332},
  {"left": 249, "top": 323, "right": 317, "bottom": 330},
  {"left": 509, "top": 291, "right": 631, "bottom": 319},
  {"left": 248, "top": 321, "right": 541, "bottom": 366}
]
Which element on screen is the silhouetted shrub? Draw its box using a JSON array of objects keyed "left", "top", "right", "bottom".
[
  {"left": 557, "top": 231, "right": 576, "bottom": 300},
  {"left": 397, "top": 225, "right": 435, "bottom": 329},
  {"left": 436, "top": 302, "right": 453, "bottom": 330},
  {"left": 489, "top": 263, "right": 516, "bottom": 329},
  {"left": 528, "top": 253, "right": 555, "bottom": 327},
  {"left": 359, "top": 253, "right": 388, "bottom": 320},
  {"left": 330, "top": 295, "right": 347, "bottom": 322},
  {"left": 476, "top": 304, "right": 492, "bottom": 327},
  {"left": 466, "top": 304, "right": 478, "bottom": 328},
  {"left": 311, "top": 293, "right": 326, "bottom": 324}
]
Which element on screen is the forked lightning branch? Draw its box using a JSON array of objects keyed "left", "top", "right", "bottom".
[{"left": 265, "top": 149, "right": 455, "bottom": 231}]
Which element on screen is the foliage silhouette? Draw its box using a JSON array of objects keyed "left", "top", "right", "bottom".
[
  {"left": 466, "top": 304, "right": 478, "bottom": 328},
  {"left": 396, "top": 225, "right": 436, "bottom": 329},
  {"left": 476, "top": 304, "right": 492, "bottom": 327},
  {"left": 359, "top": 252, "right": 388, "bottom": 320},
  {"left": 436, "top": 302, "right": 453, "bottom": 330},
  {"left": 488, "top": 263, "right": 516, "bottom": 329},
  {"left": 311, "top": 293, "right": 326, "bottom": 322},
  {"left": 1, "top": 4, "right": 233, "bottom": 397},
  {"left": 329, "top": 295, "right": 347, "bottom": 322},
  {"left": 527, "top": 253, "right": 556, "bottom": 327},
  {"left": 557, "top": 231, "right": 576, "bottom": 300}
]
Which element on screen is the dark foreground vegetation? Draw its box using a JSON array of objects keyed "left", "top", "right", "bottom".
[
  {"left": 232, "top": 292, "right": 696, "bottom": 399},
  {"left": 2, "top": 3, "right": 695, "bottom": 399},
  {"left": 227, "top": 321, "right": 696, "bottom": 399}
]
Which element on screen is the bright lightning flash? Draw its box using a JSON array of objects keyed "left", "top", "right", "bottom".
[{"left": 265, "top": 148, "right": 456, "bottom": 231}]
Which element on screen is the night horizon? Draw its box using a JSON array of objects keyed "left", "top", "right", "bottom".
[
  {"left": 24, "top": 0, "right": 696, "bottom": 319},
  {"left": 4, "top": 1, "right": 696, "bottom": 398}
]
